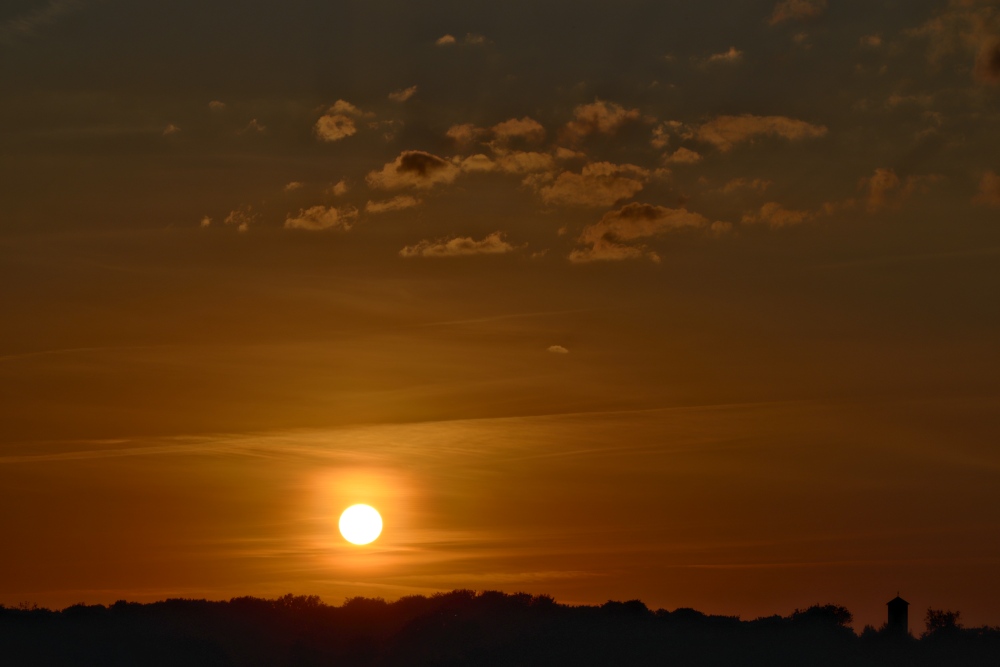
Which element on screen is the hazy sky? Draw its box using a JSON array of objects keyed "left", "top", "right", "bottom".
[{"left": 2, "top": 0, "right": 999, "bottom": 630}]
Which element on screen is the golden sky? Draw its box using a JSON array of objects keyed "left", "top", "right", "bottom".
[{"left": 1, "top": 0, "right": 999, "bottom": 630}]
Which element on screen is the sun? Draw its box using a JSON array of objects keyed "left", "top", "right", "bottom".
[{"left": 338, "top": 504, "right": 383, "bottom": 545}]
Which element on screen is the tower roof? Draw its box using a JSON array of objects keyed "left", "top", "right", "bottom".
[{"left": 887, "top": 595, "right": 909, "bottom": 607}]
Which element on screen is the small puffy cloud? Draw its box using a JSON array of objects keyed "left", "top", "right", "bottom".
[
  {"left": 284, "top": 181, "right": 304, "bottom": 192},
  {"left": 536, "top": 162, "right": 649, "bottom": 207},
  {"left": 563, "top": 100, "right": 642, "bottom": 143},
  {"left": 664, "top": 147, "right": 703, "bottom": 164},
  {"left": 651, "top": 125, "right": 670, "bottom": 150},
  {"left": 769, "top": 0, "right": 826, "bottom": 25},
  {"left": 491, "top": 117, "right": 546, "bottom": 143},
  {"left": 446, "top": 123, "right": 483, "bottom": 146},
  {"left": 329, "top": 179, "right": 349, "bottom": 196},
  {"left": 497, "top": 151, "right": 555, "bottom": 174},
  {"left": 861, "top": 168, "right": 901, "bottom": 212},
  {"left": 464, "top": 33, "right": 488, "bottom": 45},
  {"left": 457, "top": 154, "right": 497, "bottom": 173},
  {"left": 365, "top": 195, "right": 421, "bottom": 214},
  {"left": 570, "top": 202, "right": 709, "bottom": 263},
  {"left": 330, "top": 100, "right": 365, "bottom": 116},
  {"left": 858, "top": 168, "right": 943, "bottom": 212},
  {"left": 162, "top": 123, "right": 180, "bottom": 136},
  {"left": 200, "top": 215, "right": 212, "bottom": 228},
  {"left": 242, "top": 119, "right": 266, "bottom": 133},
  {"left": 722, "top": 177, "right": 773, "bottom": 194},
  {"left": 705, "top": 46, "right": 743, "bottom": 64},
  {"left": 400, "top": 232, "right": 514, "bottom": 258},
  {"left": 696, "top": 114, "right": 827, "bottom": 152},
  {"left": 973, "top": 171, "right": 1000, "bottom": 206},
  {"left": 388, "top": 85, "right": 418, "bottom": 103},
  {"left": 742, "top": 202, "right": 814, "bottom": 227},
  {"left": 367, "top": 150, "right": 461, "bottom": 190},
  {"left": 315, "top": 114, "right": 355, "bottom": 142},
  {"left": 284, "top": 205, "right": 357, "bottom": 231},
  {"left": 435, "top": 34, "right": 456, "bottom": 46},
  {"left": 860, "top": 33, "right": 882, "bottom": 48},
  {"left": 224, "top": 206, "right": 256, "bottom": 232},
  {"left": 314, "top": 100, "right": 366, "bottom": 142},
  {"left": 208, "top": 100, "right": 226, "bottom": 111},
  {"left": 547, "top": 345, "right": 570, "bottom": 354}
]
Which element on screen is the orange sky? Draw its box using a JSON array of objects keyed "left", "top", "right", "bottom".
[{"left": 1, "top": 0, "right": 999, "bottom": 632}]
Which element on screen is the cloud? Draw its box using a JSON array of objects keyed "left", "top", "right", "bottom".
[
  {"left": 435, "top": 34, "right": 456, "bottom": 46},
  {"left": 224, "top": 207, "right": 256, "bottom": 233},
  {"left": 315, "top": 115, "right": 355, "bottom": 142},
  {"left": 200, "top": 215, "right": 212, "bottom": 228},
  {"left": 162, "top": 123, "right": 180, "bottom": 136},
  {"left": 491, "top": 117, "right": 546, "bottom": 143},
  {"left": 496, "top": 151, "right": 555, "bottom": 174},
  {"left": 858, "top": 168, "right": 944, "bottom": 212},
  {"left": 909, "top": 1, "right": 1000, "bottom": 84},
  {"left": 367, "top": 151, "right": 461, "bottom": 190},
  {"left": 695, "top": 114, "right": 827, "bottom": 152},
  {"left": 314, "top": 100, "right": 366, "bottom": 142},
  {"left": 208, "top": 100, "right": 226, "bottom": 112},
  {"left": 457, "top": 154, "right": 497, "bottom": 173},
  {"left": 284, "top": 205, "right": 357, "bottom": 231},
  {"left": 860, "top": 33, "right": 882, "bottom": 48},
  {"left": 547, "top": 345, "right": 570, "bottom": 354},
  {"left": 284, "top": 181, "right": 304, "bottom": 192},
  {"left": 570, "top": 202, "right": 709, "bottom": 262},
  {"left": 769, "top": 0, "right": 827, "bottom": 25},
  {"left": 0, "top": 0, "right": 86, "bottom": 44},
  {"left": 563, "top": 100, "right": 642, "bottom": 143},
  {"left": 973, "top": 171, "right": 1000, "bottom": 206},
  {"left": 536, "top": 162, "right": 649, "bottom": 207},
  {"left": 328, "top": 180, "right": 349, "bottom": 196},
  {"left": 388, "top": 85, "right": 418, "bottom": 103},
  {"left": 242, "top": 119, "right": 266, "bottom": 133},
  {"left": 446, "top": 123, "right": 483, "bottom": 146},
  {"left": 722, "top": 178, "right": 773, "bottom": 194},
  {"left": 664, "top": 147, "right": 703, "bottom": 164},
  {"left": 975, "top": 39, "right": 1000, "bottom": 84},
  {"left": 365, "top": 195, "right": 421, "bottom": 214},
  {"left": 399, "top": 232, "right": 515, "bottom": 258},
  {"left": 710, "top": 221, "right": 734, "bottom": 237},
  {"left": 741, "top": 202, "right": 814, "bottom": 227},
  {"left": 705, "top": 47, "right": 743, "bottom": 64},
  {"left": 464, "top": 33, "right": 488, "bottom": 45}
]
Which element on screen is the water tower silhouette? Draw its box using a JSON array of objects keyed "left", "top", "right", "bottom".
[{"left": 886, "top": 595, "right": 910, "bottom": 636}]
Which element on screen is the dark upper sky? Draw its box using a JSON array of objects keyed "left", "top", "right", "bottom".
[{"left": 1, "top": 0, "right": 999, "bottom": 630}]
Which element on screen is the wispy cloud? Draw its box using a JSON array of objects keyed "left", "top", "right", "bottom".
[
  {"left": 284, "top": 205, "right": 357, "bottom": 231},
  {"left": 0, "top": 0, "right": 87, "bottom": 44},
  {"left": 696, "top": 114, "right": 827, "bottom": 152},
  {"left": 769, "top": 0, "right": 826, "bottom": 25},
  {"left": 399, "top": 232, "right": 515, "bottom": 258}
]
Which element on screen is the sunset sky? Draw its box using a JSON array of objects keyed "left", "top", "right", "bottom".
[{"left": 2, "top": 0, "right": 999, "bottom": 630}]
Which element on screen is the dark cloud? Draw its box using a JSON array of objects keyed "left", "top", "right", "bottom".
[
  {"left": 570, "top": 203, "right": 709, "bottom": 263},
  {"left": 367, "top": 151, "right": 461, "bottom": 190}
]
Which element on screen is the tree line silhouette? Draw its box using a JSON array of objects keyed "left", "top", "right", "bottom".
[{"left": 2, "top": 590, "right": 998, "bottom": 666}]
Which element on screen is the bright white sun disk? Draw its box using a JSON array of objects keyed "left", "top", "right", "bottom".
[{"left": 339, "top": 504, "right": 383, "bottom": 545}]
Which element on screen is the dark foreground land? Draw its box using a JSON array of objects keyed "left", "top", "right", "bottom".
[{"left": 2, "top": 590, "right": 998, "bottom": 666}]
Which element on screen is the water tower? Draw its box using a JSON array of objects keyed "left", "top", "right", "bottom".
[{"left": 886, "top": 595, "right": 909, "bottom": 636}]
